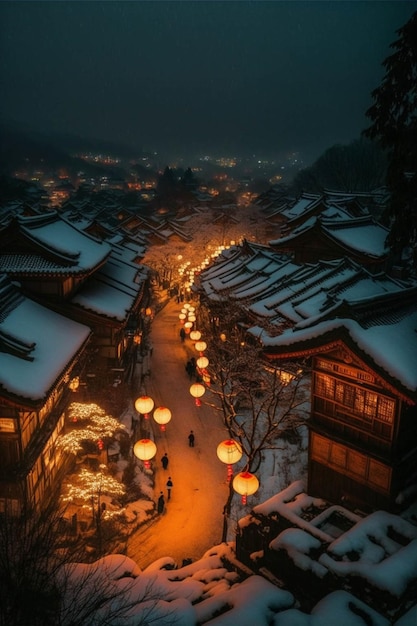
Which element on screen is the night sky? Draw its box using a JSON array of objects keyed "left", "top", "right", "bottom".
[{"left": 1, "top": 1, "right": 415, "bottom": 163}]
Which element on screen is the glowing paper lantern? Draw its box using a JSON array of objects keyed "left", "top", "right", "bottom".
[
  {"left": 190, "top": 382, "right": 205, "bottom": 406},
  {"left": 133, "top": 438, "right": 157, "bottom": 469},
  {"left": 217, "top": 439, "right": 243, "bottom": 481},
  {"left": 135, "top": 395, "right": 154, "bottom": 419},
  {"left": 153, "top": 406, "right": 172, "bottom": 431},
  {"left": 233, "top": 471, "right": 259, "bottom": 504},
  {"left": 190, "top": 330, "right": 201, "bottom": 341},
  {"left": 196, "top": 356, "right": 209, "bottom": 369},
  {"left": 195, "top": 341, "right": 207, "bottom": 354}
]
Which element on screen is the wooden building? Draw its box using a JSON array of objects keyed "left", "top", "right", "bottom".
[
  {"left": 0, "top": 274, "right": 92, "bottom": 513},
  {"left": 256, "top": 289, "right": 417, "bottom": 512}
]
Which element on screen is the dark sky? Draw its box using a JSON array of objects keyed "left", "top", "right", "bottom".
[{"left": 1, "top": 1, "right": 415, "bottom": 164}]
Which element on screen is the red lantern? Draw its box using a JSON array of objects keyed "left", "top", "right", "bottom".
[
  {"left": 190, "top": 382, "right": 205, "bottom": 407},
  {"left": 217, "top": 439, "right": 243, "bottom": 481},
  {"left": 233, "top": 471, "right": 259, "bottom": 505},
  {"left": 153, "top": 406, "right": 172, "bottom": 431},
  {"left": 135, "top": 395, "right": 154, "bottom": 419},
  {"left": 97, "top": 438, "right": 104, "bottom": 451},
  {"left": 133, "top": 438, "right": 157, "bottom": 469}
]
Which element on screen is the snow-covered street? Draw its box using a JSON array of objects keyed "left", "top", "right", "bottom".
[{"left": 127, "top": 298, "right": 231, "bottom": 568}]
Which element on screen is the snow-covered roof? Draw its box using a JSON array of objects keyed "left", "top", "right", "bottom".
[
  {"left": 0, "top": 279, "right": 91, "bottom": 403},
  {"left": 0, "top": 212, "right": 111, "bottom": 275},
  {"left": 71, "top": 252, "right": 148, "bottom": 322}
]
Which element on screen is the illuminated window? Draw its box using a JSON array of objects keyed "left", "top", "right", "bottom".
[{"left": 376, "top": 396, "right": 395, "bottom": 423}]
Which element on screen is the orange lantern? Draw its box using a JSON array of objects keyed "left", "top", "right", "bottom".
[
  {"left": 133, "top": 438, "right": 157, "bottom": 469},
  {"left": 195, "top": 341, "right": 207, "bottom": 354},
  {"left": 233, "top": 471, "right": 259, "bottom": 505},
  {"left": 196, "top": 356, "right": 209, "bottom": 369},
  {"left": 135, "top": 395, "right": 154, "bottom": 419},
  {"left": 217, "top": 439, "right": 243, "bottom": 481},
  {"left": 153, "top": 406, "right": 172, "bottom": 431},
  {"left": 190, "top": 382, "right": 205, "bottom": 406}
]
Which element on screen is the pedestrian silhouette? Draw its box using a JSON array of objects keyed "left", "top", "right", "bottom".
[
  {"left": 157, "top": 491, "right": 165, "bottom": 514},
  {"left": 185, "top": 360, "right": 193, "bottom": 380},
  {"left": 166, "top": 477, "right": 173, "bottom": 500},
  {"left": 188, "top": 430, "right": 195, "bottom": 447},
  {"left": 180, "top": 327, "right": 186, "bottom": 342},
  {"left": 161, "top": 453, "right": 169, "bottom": 470}
]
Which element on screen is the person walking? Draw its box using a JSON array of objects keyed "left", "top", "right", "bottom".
[
  {"left": 179, "top": 327, "right": 186, "bottom": 342},
  {"left": 166, "top": 477, "right": 173, "bottom": 500},
  {"left": 161, "top": 453, "right": 169, "bottom": 470},
  {"left": 157, "top": 491, "right": 165, "bottom": 514},
  {"left": 188, "top": 430, "right": 195, "bottom": 447}
]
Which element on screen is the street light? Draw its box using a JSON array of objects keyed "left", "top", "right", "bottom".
[
  {"left": 133, "top": 438, "right": 157, "bottom": 470},
  {"left": 135, "top": 395, "right": 154, "bottom": 420},
  {"left": 190, "top": 382, "right": 205, "bottom": 406},
  {"left": 153, "top": 406, "right": 172, "bottom": 431},
  {"left": 217, "top": 439, "right": 242, "bottom": 481},
  {"left": 233, "top": 471, "right": 259, "bottom": 505}
]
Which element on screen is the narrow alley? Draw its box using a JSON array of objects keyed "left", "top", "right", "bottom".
[{"left": 126, "top": 297, "right": 231, "bottom": 569}]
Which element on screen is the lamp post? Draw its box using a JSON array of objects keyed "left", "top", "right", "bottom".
[
  {"left": 153, "top": 406, "right": 172, "bottom": 432},
  {"left": 133, "top": 438, "right": 157, "bottom": 470},
  {"left": 233, "top": 471, "right": 259, "bottom": 505},
  {"left": 134, "top": 395, "right": 154, "bottom": 420},
  {"left": 217, "top": 439, "right": 243, "bottom": 482}
]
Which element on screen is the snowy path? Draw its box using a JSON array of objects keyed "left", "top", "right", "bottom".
[{"left": 126, "top": 298, "right": 230, "bottom": 569}]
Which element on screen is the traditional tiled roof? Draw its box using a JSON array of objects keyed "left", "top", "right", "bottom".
[{"left": 0, "top": 212, "right": 112, "bottom": 277}]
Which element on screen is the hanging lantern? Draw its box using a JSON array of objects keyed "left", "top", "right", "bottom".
[
  {"left": 217, "top": 439, "right": 243, "bottom": 481},
  {"left": 190, "top": 330, "right": 201, "bottom": 341},
  {"left": 184, "top": 321, "right": 193, "bottom": 332},
  {"left": 179, "top": 313, "right": 186, "bottom": 323},
  {"left": 188, "top": 306, "right": 195, "bottom": 312},
  {"left": 133, "top": 438, "right": 157, "bottom": 469},
  {"left": 135, "top": 395, "right": 154, "bottom": 419},
  {"left": 195, "top": 341, "right": 207, "bottom": 354},
  {"left": 145, "top": 307, "right": 152, "bottom": 317},
  {"left": 183, "top": 303, "right": 191, "bottom": 310},
  {"left": 153, "top": 406, "right": 172, "bottom": 431},
  {"left": 233, "top": 471, "right": 259, "bottom": 505},
  {"left": 196, "top": 356, "right": 209, "bottom": 369},
  {"left": 190, "top": 382, "right": 205, "bottom": 406}
]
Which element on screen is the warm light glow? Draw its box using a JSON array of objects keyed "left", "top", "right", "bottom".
[
  {"left": 135, "top": 396, "right": 154, "bottom": 415},
  {"left": 195, "top": 341, "right": 207, "bottom": 353},
  {"left": 153, "top": 406, "right": 172, "bottom": 431},
  {"left": 233, "top": 471, "right": 259, "bottom": 504},
  {"left": 190, "top": 330, "right": 201, "bottom": 341},
  {"left": 217, "top": 439, "right": 243, "bottom": 465},
  {"left": 133, "top": 438, "right": 157, "bottom": 468},
  {"left": 190, "top": 382, "right": 205, "bottom": 406},
  {"left": 184, "top": 321, "right": 193, "bottom": 329},
  {"left": 69, "top": 376, "right": 80, "bottom": 392},
  {"left": 196, "top": 356, "right": 209, "bottom": 369}
]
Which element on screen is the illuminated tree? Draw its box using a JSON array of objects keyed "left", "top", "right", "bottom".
[
  {"left": 61, "top": 465, "right": 126, "bottom": 556},
  {"left": 197, "top": 300, "right": 309, "bottom": 474},
  {"left": 56, "top": 402, "right": 127, "bottom": 456}
]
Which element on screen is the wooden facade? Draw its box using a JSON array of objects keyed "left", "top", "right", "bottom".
[{"left": 308, "top": 344, "right": 415, "bottom": 512}]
